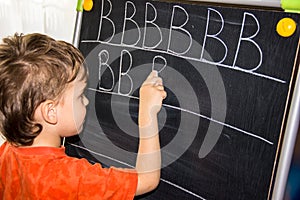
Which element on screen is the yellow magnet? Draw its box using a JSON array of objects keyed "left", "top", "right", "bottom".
[
  {"left": 276, "top": 18, "right": 297, "bottom": 37},
  {"left": 83, "top": 0, "right": 93, "bottom": 11}
]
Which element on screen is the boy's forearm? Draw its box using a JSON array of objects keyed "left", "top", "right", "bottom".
[
  {"left": 135, "top": 109, "right": 161, "bottom": 195},
  {"left": 136, "top": 132, "right": 161, "bottom": 174},
  {"left": 137, "top": 112, "right": 161, "bottom": 169}
]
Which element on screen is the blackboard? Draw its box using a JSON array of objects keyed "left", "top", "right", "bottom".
[{"left": 65, "top": 0, "right": 300, "bottom": 199}]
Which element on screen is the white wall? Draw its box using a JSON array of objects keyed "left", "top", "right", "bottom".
[{"left": 0, "top": 0, "right": 78, "bottom": 145}]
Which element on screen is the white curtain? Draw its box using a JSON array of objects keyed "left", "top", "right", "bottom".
[{"left": 0, "top": 0, "right": 77, "bottom": 43}]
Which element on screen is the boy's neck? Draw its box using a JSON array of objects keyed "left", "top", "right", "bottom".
[{"left": 31, "top": 132, "right": 62, "bottom": 148}]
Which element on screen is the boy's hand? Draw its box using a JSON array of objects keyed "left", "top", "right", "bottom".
[{"left": 139, "top": 71, "right": 167, "bottom": 116}]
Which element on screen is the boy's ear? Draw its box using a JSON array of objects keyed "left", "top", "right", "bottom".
[{"left": 39, "top": 100, "right": 58, "bottom": 125}]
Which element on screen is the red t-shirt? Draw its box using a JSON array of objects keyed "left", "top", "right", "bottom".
[{"left": 0, "top": 142, "right": 138, "bottom": 200}]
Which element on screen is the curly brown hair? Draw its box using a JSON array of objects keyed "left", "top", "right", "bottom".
[{"left": 0, "top": 33, "right": 85, "bottom": 146}]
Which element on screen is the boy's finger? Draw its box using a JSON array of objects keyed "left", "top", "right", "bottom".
[
  {"left": 144, "top": 76, "right": 162, "bottom": 86},
  {"left": 146, "top": 70, "right": 158, "bottom": 81},
  {"left": 156, "top": 85, "right": 164, "bottom": 91},
  {"left": 154, "top": 77, "right": 163, "bottom": 86},
  {"left": 161, "top": 91, "right": 167, "bottom": 99}
]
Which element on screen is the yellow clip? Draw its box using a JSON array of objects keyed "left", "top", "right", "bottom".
[
  {"left": 276, "top": 18, "right": 297, "bottom": 37},
  {"left": 83, "top": 0, "right": 93, "bottom": 11}
]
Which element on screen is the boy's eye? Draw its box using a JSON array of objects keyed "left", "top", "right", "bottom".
[
  {"left": 79, "top": 89, "right": 89, "bottom": 103},
  {"left": 79, "top": 89, "right": 88, "bottom": 99},
  {"left": 80, "top": 94, "right": 86, "bottom": 100}
]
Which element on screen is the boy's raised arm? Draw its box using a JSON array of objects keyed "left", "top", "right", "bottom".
[{"left": 135, "top": 71, "right": 167, "bottom": 196}]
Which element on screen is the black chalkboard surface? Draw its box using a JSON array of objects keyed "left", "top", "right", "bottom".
[{"left": 65, "top": 0, "right": 300, "bottom": 199}]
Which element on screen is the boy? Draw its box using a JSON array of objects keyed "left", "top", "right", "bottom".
[{"left": 0, "top": 33, "right": 166, "bottom": 199}]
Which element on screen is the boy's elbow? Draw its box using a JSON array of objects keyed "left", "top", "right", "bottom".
[
  {"left": 136, "top": 172, "right": 160, "bottom": 195},
  {"left": 147, "top": 174, "right": 160, "bottom": 191},
  {"left": 143, "top": 178, "right": 160, "bottom": 193}
]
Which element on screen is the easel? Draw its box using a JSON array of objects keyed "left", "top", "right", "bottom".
[{"left": 71, "top": 0, "right": 300, "bottom": 199}]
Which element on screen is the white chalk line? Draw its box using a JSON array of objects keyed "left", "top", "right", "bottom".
[
  {"left": 88, "top": 87, "right": 274, "bottom": 145},
  {"left": 67, "top": 143, "right": 206, "bottom": 200},
  {"left": 68, "top": 143, "right": 132, "bottom": 167},
  {"left": 81, "top": 40, "right": 286, "bottom": 84}
]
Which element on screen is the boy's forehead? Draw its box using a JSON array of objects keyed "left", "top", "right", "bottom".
[
  {"left": 67, "top": 73, "right": 87, "bottom": 91},
  {"left": 76, "top": 66, "right": 88, "bottom": 82}
]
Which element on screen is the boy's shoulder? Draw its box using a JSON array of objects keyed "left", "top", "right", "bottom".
[{"left": 0, "top": 142, "right": 138, "bottom": 199}]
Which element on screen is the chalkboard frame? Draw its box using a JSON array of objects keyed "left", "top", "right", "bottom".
[{"left": 272, "top": 47, "right": 300, "bottom": 199}]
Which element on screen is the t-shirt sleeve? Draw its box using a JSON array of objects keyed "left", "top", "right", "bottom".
[{"left": 77, "top": 159, "right": 138, "bottom": 200}]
